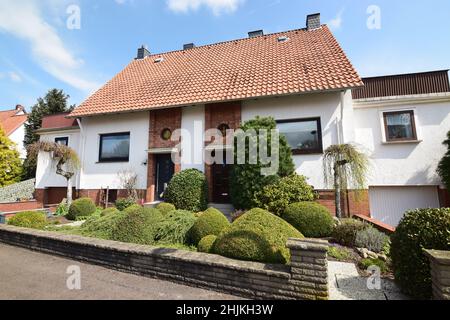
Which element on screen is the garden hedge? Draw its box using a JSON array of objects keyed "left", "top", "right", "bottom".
[
  {"left": 282, "top": 202, "right": 334, "bottom": 238},
  {"left": 188, "top": 208, "right": 230, "bottom": 245},
  {"left": 332, "top": 218, "right": 367, "bottom": 247},
  {"left": 213, "top": 208, "right": 303, "bottom": 264},
  {"left": 7, "top": 211, "right": 48, "bottom": 230},
  {"left": 391, "top": 208, "right": 450, "bottom": 299},
  {"left": 66, "top": 198, "right": 97, "bottom": 221},
  {"left": 164, "top": 169, "right": 208, "bottom": 212},
  {"left": 156, "top": 202, "right": 176, "bottom": 215},
  {"left": 154, "top": 210, "right": 197, "bottom": 244},
  {"left": 101, "top": 207, "right": 120, "bottom": 217},
  {"left": 81, "top": 211, "right": 125, "bottom": 240},
  {"left": 198, "top": 235, "right": 217, "bottom": 253},
  {"left": 115, "top": 198, "right": 136, "bottom": 211}
]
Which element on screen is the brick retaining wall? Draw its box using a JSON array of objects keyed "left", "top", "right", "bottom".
[
  {"left": 0, "top": 224, "right": 329, "bottom": 300},
  {"left": 425, "top": 249, "right": 450, "bottom": 300},
  {"left": 0, "top": 200, "right": 43, "bottom": 214}
]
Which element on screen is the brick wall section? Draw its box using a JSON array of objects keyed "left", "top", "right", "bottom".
[
  {"left": 204, "top": 102, "right": 242, "bottom": 201},
  {"left": 438, "top": 188, "right": 450, "bottom": 208},
  {"left": 425, "top": 250, "right": 450, "bottom": 300},
  {"left": 0, "top": 200, "right": 43, "bottom": 213},
  {"left": 0, "top": 225, "right": 329, "bottom": 300},
  {"left": 317, "top": 190, "right": 370, "bottom": 218}
]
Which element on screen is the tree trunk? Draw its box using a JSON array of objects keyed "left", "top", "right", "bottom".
[
  {"left": 334, "top": 164, "right": 342, "bottom": 219},
  {"left": 67, "top": 177, "right": 73, "bottom": 206}
]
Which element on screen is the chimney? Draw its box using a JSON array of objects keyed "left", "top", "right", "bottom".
[
  {"left": 306, "top": 13, "right": 321, "bottom": 30},
  {"left": 248, "top": 30, "right": 264, "bottom": 38},
  {"left": 15, "top": 104, "right": 25, "bottom": 113},
  {"left": 183, "top": 43, "right": 195, "bottom": 50},
  {"left": 136, "top": 45, "right": 151, "bottom": 59}
]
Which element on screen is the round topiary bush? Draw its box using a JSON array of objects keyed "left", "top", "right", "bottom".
[
  {"left": 156, "top": 202, "right": 176, "bottom": 215},
  {"left": 66, "top": 198, "right": 97, "bottom": 221},
  {"left": 213, "top": 208, "right": 303, "bottom": 264},
  {"left": 188, "top": 208, "right": 230, "bottom": 245},
  {"left": 198, "top": 235, "right": 217, "bottom": 253},
  {"left": 101, "top": 207, "right": 120, "bottom": 217},
  {"left": 332, "top": 218, "right": 367, "bottom": 247},
  {"left": 154, "top": 210, "right": 197, "bottom": 244},
  {"left": 282, "top": 202, "right": 334, "bottom": 238},
  {"left": 164, "top": 169, "right": 208, "bottom": 212},
  {"left": 7, "top": 211, "right": 48, "bottom": 229},
  {"left": 254, "top": 175, "right": 316, "bottom": 216},
  {"left": 112, "top": 206, "right": 164, "bottom": 245},
  {"left": 391, "top": 208, "right": 450, "bottom": 299}
]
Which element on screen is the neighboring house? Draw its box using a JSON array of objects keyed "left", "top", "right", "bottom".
[
  {"left": 34, "top": 13, "right": 450, "bottom": 226},
  {"left": 0, "top": 105, "right": 27, "bottom": 159}
]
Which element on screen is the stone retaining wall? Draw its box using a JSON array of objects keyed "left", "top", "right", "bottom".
[
  {"left": 0, "top": 224, "right": 329, "bottom": 300},
  {"left": 425, "top": 249, "right": 450, "bottom": 300}
]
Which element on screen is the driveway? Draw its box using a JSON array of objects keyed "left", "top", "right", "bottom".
[{"left": 0, "top": 243, "right": 240, "bottom": 300}]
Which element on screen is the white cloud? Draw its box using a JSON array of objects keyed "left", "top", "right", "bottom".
[
  {"left": 8, "top": 72, "right": 22, "bottom": 83},
  {"left": 0, "top": 0, "right": 99, "bottom": 92},
  {"left": 327, "top": 9, "right": 344, "bottom": 31},
  {"left": 167, "top": 0, "right": 244, "bottom": 15}
]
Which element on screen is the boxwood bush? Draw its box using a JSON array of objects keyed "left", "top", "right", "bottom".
[
  {"left": 213, "top": 208, "right": 303, "bottom": 264},
  {"left": 81, "top": 211, "right": 125, "bottom": 240},
  {"left": 154, "top": 210, "right": 197, "bottom": 244},
  {"left": 391, "top": 208, "right": 450, "bottom": 299},
  {"left": 164, "top": 169, "right": 208, "bottom": 212},
  {"left": 198, "top": 235, "right": 217, "bottom": 253},
  {"left": 156, "top": 202, "right": 176, "bottom": 215},
  {"left": 332, "top": 218, "right": 368, "bottom": 247},
  {"left": 66, "top": 198, "right": 97, "bottom": 221},
  {"left": 254, "top": 175, "right": 316, "bottom": 216},
  {"left": 7, "top": 211, "right": 48, "bottom": 229},
  {"left": 115, "top": 198, "right": 136, "bottom": 211},
  {"left": 188, "top": 208, "right": 230, "bottom": 245},
  {"left": 282, "top": 202, "right": 334, "bottom": 238},
  {"left": 101, "top": 207, "right": 120, "bottom": 217}
]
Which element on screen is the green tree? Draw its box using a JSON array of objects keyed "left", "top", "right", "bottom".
[
  {"left": 23, "top": 89, "right": 75, "bottom": 179},
  {"left": 437, "top": 131, "right": 450, "bottom": 190},
  {"left": 230, "top": 116, "right": 295, "bottom": 210},
  {"left": 0, "top": 126, "right": 23, "bottom": 187},
  {"left": 323, "top": 144, "right": 369, "bottom": 219}
]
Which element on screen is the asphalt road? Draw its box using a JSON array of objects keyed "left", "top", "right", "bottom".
[{"left": 0, "top": 243, "right": 240, "bottom": 300}]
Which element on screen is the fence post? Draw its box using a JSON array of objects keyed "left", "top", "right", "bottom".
[{"left": 424, "top": 249, "right": 450, "bottom": 300}]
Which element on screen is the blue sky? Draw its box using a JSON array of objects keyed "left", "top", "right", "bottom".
[{"left": 1, "top": 0, "right": 449, "bottom": 111}]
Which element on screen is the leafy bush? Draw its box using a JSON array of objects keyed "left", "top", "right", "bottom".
[
  {"left": 391, "top": 208, "right": 450, "bottom": 299},
  {"left": 66, "top": 198, "right": 97, "bottom": 221},
  {"left": 213, "top": 208, "right": 303, "bottom": 264},
  {"left": 115, "top": 198, "right": 136, "bottom": 211},
  {"left": 164, "top": 169, "right": 208, "bottom": 212},
  {"left": 328, "top": 246, "right": 351, "bottom": 261},
  {"left": 101, "top": 207, "right": 120, "bottom": 217},
  {"left": 359, "top": 258, "right": 388, "bottom": 273},
  {"left": 154, "top": 210, "right": 197, "bottom": 244},
  {"left": 355, "top": 227, "right": 389, "bottom": 253},
  {"left": 254, "top": 175, "right": 315, "bottom": 216},
  {"left": 282, "top": 202, "right": 334, "bottom": 238},
  {"left": 332, "top": 219, "right": 368, "bottom": 247},
  {"left": 437, "top": 131, "right": 450, "bottom": 190},
  {"left": 7, "top": 211, "right": 48, "bottom": 229},
  {"left": 230, "top": 117, "right": 295, "bottom": 210},
  {"left": 112, "top": 206, "right": 164, "bottom": 245},
  {"left": 188, "top": 208, "right": 230, "bottom": 245},
  {"left": 156, "top": 202, "right": 176, "bottom": 215},
  {"left": 55, "top": 200, "right": 69, "bottom": 217},
  {"left": 198, "top": 235, "right": 217, "bottom": 253},
  {"left": 81, "top": 211, "right": 125, "bottom": 240}
]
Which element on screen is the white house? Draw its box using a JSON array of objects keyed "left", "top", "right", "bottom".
[
  {"left": 0, "top": 105, "right": 27, "bottom": 160},
  {"left": 34, "top": 14, "right": 450, "bottom": 227}
]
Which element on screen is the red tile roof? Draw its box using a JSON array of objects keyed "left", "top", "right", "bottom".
[
  {"left": 70, "top": 25, "right": 363, "bottom": 118},
  {"left": 0, "top": 109, "right": 27, "bottom": 136},
  {"left": 41, "top": 113, "right": 78, "bottom": 130}
]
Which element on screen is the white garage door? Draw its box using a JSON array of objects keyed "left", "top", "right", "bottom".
[{"left": 369, "top": 186, "right": 440, "bottom": 227}]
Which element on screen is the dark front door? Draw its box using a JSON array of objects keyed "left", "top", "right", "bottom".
[
  {"left": 212, "top": 151, "right": 231, "bottom": 203},
  {"left": 155, "top": 154, "right": 175, "bottom": 201}
]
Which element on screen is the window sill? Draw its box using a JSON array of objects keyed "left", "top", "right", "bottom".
[
  {"left": 96, "top": 160, "right": 130, "bottom": 164},
  {"left": 292, "top": 150, "right": 324, "bottom": 156},
  {"left": 382, "top": 140, "right": 422, "bottom": 145}
]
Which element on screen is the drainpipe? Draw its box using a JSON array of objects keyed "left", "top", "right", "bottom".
[
  {"left": 338, "top": 90, "right": 345, "bottom": 144},
  {"left": 76, "top": 118, "right": 85, "bottom": 192}
]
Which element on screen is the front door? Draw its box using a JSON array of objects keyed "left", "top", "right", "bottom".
[
  {"left": 212, "top": 151, "right": 232, "bottom": 203},
  {"left": 155, "top": 154, "right": 175, "bottom": 201}
]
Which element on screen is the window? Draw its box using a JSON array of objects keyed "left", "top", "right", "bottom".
[
  {"left": 383, "top": 111, "right": 417, "bottom": 142},
  {"left": 55, "top": 137, "right": 69, "bottom": 146},
  {"left": 277, "top": 118, "right": 323, "bottom": 155},
  {"left": 99, "top": 132, "right": 130, "bottom": 162}
]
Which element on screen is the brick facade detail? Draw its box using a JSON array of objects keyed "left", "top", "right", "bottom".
[{"left": 316, "top": 190, "right": 371, "bottom": 218}]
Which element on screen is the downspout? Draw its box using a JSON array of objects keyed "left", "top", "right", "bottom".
[
  {"left": 338, "top": 90, "right": 345, "bottom": 144},
  {"left": 76, "top": 118, "right": 85, "bottom": 194}
]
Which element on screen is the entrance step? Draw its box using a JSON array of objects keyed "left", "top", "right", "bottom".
[{"left": 209, "top": 203, "right": 235, "bottom": 220}]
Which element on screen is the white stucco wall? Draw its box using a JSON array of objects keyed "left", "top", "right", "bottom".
[
  {"left": 79, "top": 112, "right": 149, "bottom": 190},
  {"left": 35, "top": 130, "right": 81, "bottom": 189},
  {"left": 353, "top": 98, "right": 450, "bottom": 186},
  {"left": 181, "top": 105, "right": 205, "bottom": 172},
  {"left": 242, "top": 92, "right": 345, "bottom": 189},
  {"left": 8, "top": 124, "right": 26, "bottom": 159}
]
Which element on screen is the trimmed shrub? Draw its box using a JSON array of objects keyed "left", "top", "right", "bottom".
[
  {"left": 282, "top": 202, "right": 334, "bottom": 238},
  {"left": 188, "top": 208, "right": 230, "bottom": 245},
  {"left": 391, "top": 208, "right": 450, "bottom": 299},
  {"left": 154, "top": 210, "right": 197, "bottom": 244},
  {"left": 115, "top": 198, "right": 136, "bottom": 211},
  {"left": 213, "top": 208, "right": 303, "bottom": 264},
  {"left": 328, "top": 246, "right": 352, "bottom": 261},
  {"left": 198, "top": 235, "right": 217, "bottom": 253},
  {"left": 254, "top": 175, "right": 315, "bottom": 216},
  {"left": 101, "top": 207, "right": 120, "bottom": 217},
  {"left": 359, "top": 258, "right": 388, "bottom": 273},
  {"left": 332, "top": 218, "right": 367, "bottom": 247},
  {"left": 355, "top": 227, "right": 389, "bottom": 253},
  {"left": 66, "top": 198, "right": 96, "bottom": 220},
  {"left": 7, "top": 211, "right": 48, "bottom": 229},
  {"left": 113, "top": 206, "right": 164, "bottom": 245},
  {"left": 230, "top": 117, "right": 295, "bottom": 210},
  {"left": 164, "top": 169, "right": 208, "bottom": 212},
  {"left": 81, "top": 211, "right": 125, "bottom": 240},
  {"left": 156, "top": 202, "right": 176, "bottom": 215}
]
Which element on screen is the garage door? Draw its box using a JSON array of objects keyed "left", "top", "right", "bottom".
[{"left": 369, "top": 186, "right": 440, "bottom": 227}]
